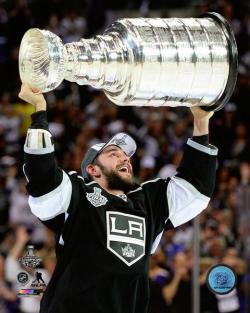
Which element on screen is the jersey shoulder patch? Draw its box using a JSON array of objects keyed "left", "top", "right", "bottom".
[{"left": 86, "top": 187, "right": 108, "bottom": 207}]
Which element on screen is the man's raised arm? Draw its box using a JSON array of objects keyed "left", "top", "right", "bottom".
[
  {"left": 19, "top": 84, "right": 72, "bottom": 230},
  {"left": 166, "top": 107, "right": 217, "bottom": 228}
]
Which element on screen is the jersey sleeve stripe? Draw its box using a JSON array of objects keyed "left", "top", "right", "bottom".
[
  {"left": 24, "top": 128, "right": 54, "bottom": 155},
  {"left": 187, "top": 138, "right": 218, "bottom": 155},
  {"left": 77, "top": 175, "right": 84, "bottom": 182},
  {"left": 28, "top": 170, "right": 72, "bottom": 221},
  {"left": 22, "top": 164, "right": 29, "bottom": 182},
  {"left": 167, "top": 176, "right": 210, "bottom": 227},
  {"left": 151, "top": 230, "right": 164, "bottom": 254},
  {"left": 141, "top": 178, "right": 161, "bottom": 186},
  {"left": 58, "top": 212, "right": 69, "bottom": 245},
  {"left": 127, "top": 186, "right": 143, "bottom": 194}
]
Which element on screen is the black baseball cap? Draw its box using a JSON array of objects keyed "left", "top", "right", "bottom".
[{"left": 81, "top": 132, "right": 137, "bottom": 180}]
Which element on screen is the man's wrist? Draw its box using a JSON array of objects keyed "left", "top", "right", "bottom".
[
  {"left": 192, "top": 134, "right": 209, "bottom": 146},
  {"left": 31, "top": 110, "right": 49, "bottom": 129},
  {"left": 35, "top": 100, "right": 46, "bottom": 112},
  {"left": 193, "top": 117, "right": 209, "bottom": 136}
]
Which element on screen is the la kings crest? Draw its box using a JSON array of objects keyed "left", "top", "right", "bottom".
[{"left": 106, "top": 211, "right": 146, "bottom": 266}]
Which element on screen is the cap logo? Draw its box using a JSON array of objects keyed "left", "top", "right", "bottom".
[{"left": 110, "top": 134, "right": 127, "bottom": 146}]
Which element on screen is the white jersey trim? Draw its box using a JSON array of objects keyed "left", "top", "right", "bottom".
[
  {"left": 28, "top": 170, "right": 72, "bottom": 221},
  {"left": 22, "top": 164, "right": 29, "bottom": 183},
  {"left": 127, "top": 178, "right": 161, "bottom": 195},
  {"left": 141, "top": 178, "right": 161, "bottom": 186},
  {"left": 24, "top": 146, "right": 54, "bottom": 155},
  {"left": 167, "top": 176, "right": 210, "bottom": 227},
  {"left": 127, "top": 186, "right": 142, "bottom": 194},
  {"left": 187, "top": 138, "right": 218, "bottom": 155},
  {"left": 58, "top": 212, "right": 69, "bottom": 246},
  {"left": 151, "top": 230, "right": 164, "bottom": 254},
  {"left": 68, "top": 171, "right": 77, "bottom": 175},
  {"left": 85, "top": 180, "right": 97, "bottom": 186},
  {"left": 77, "top": 175, "right": 84, "bottom": 182},
  {"left": 24, "top": 128, "right": 54, "bottom": 155}
]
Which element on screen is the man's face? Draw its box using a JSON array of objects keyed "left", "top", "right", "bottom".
[{"left": 94, "top": 145, "right": 134, "bottom": 192}]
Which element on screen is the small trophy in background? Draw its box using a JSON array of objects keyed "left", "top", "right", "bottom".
[{"left": 19, "top": 12, "right": 237, "bottom": 111}]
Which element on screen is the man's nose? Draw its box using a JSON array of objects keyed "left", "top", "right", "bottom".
[{"left": 121, "top": 154, "right": 129, "bottom": 163}]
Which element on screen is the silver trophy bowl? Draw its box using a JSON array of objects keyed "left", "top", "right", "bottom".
[
  {"left": 19, "top": 29, "right": 67, "bottom": 92},
  {"left": 19, "top": 12, "right": 238, "bottom": 111}
]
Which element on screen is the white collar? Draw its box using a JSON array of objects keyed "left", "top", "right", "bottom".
[{"left": 116, "top": 194, "right": 127, "bottom": 202}]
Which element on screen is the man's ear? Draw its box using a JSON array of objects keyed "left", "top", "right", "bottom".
[{"left": 86, "top": 164, "right": 101, "bottom": 178}]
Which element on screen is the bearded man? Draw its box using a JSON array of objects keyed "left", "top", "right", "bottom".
[{"left": 19, "top": 83, "right": 216, "bottom": 313}]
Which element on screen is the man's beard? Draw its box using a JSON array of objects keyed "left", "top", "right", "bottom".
[{"left": 97, "top": 162, "right": 134, "bottom": 193}]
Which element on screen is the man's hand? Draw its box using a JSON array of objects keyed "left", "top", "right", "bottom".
[
  {"left": 19, "top": 84, "right": 46, "bottom": 112},
  {"left": 190, "top": 107, "right": 214, "bottom": 136}
]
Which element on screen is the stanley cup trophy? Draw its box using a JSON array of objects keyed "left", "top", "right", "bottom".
[{"left": 19, "top": 12, "right": 238, "bottom": 111}]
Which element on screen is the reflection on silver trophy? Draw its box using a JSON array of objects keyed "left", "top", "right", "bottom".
[{"left": 19, "top": 12, "right": 238, "bottom": 111}]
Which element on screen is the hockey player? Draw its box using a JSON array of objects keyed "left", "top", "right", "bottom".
[{"left": 19, "top": 83, "right": 216, "bottom": 313}]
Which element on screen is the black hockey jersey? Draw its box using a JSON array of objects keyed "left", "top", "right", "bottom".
[{"left": 23, "top": 111, "right": 217, "bottom": 313}]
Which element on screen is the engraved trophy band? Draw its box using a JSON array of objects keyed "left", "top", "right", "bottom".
[{"left": 19, "top": 12, "right": 238, "bottom": 111}]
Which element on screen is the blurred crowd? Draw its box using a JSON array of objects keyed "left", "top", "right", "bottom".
[{"left": 0, "top": 0, "right": 250, "bottom": 312}]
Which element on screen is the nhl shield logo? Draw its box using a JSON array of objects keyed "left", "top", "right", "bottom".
[
  {"left": 106, "top": 211, "right": 146, "bottom": 266},
  {"left": 87, "top": 187, "right": 108, "bottom": 207}
]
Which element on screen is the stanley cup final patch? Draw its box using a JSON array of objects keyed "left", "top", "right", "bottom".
[
  {"left": 86, "top": 187, "right": 108, "bottom": 207},
  {"left": 106, "top": 211, "right": 146, "bottom": 266}
]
